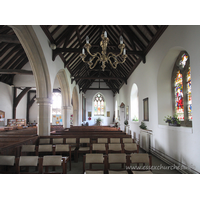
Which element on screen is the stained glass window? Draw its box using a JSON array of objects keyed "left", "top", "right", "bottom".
[
  {"left": 172, "top": 51, "right": 192, "bottom": 127},
  {"left": 94, "top": 93, "right": 104, "bottom": 116},
  {"left": 175, "top": 71, "right": 184, "bottom": 120},
  {"left": 179, "top": 53, "right": 188, "bottom": 69},
  {"left": 187, "top": 67, "right": 192, "bottom": 120}
]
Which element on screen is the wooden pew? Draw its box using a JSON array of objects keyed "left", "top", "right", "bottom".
[
  {"left": 54, "top": 131, "right": 126, "bottom": 135},
  {"left": 69, "top": 126, "right": 121, "bottom": 132}
]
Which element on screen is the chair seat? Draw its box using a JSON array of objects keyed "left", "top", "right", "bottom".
[
  {"left": 79, "top": 147, "right": 90, "bottom": 151},
  {"left": 108, "top": 170, "right": 128, "bottom": 174},
  {"left": 85, "top": 170, "right": 104, "bottom": 174},
  {"left": 132, "top": 171, "right": 153, "bottom": 174}
]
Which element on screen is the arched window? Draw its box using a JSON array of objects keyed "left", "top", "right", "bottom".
[
  {"left": 115, "top": 101, "right": 118, "bottom": 120},
  {"left": 130, "top": 83, "right": 139, "bottom": 121},
  {"left": 52, "top": 92, "right": 62, "bottom": 125},
  {"left": 172, "top": 51, "right": 192, "bottom": 127},
  {"left": 94, "top": 93, "right": 105, "bottom": 116},
  {"left": 52, "top": 92, "right": 62, "bottom": 114}
]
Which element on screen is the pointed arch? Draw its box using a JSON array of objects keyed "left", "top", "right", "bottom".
[
  {"left": 10, "top": 25, "right": 52, "bottom": 135},
  {"left": 11, "top": 25, "right": 52, "bottom": 99},
  {"left": 56, "top": 69, "right": 71, "bottom": 107}
]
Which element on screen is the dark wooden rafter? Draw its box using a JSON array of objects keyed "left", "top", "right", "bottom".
[
  {"left": 119, "top": 25, "right": 146, "bottom": 50},
  {"left": 1, "top": 57, "right": 29, "bottom": 83},
  {"left": 0, "top": 69, "right": 33, "bottom": 75},
  {"left": 2, "top": 49, "right": 26, "bottom": 69},
  {"left": 134, "top": 25, "right": 150, "bottom": 44},
  {"left": 40, "top": 25, "right": 55, "bottom": 44},
  {"left": 13, "top": 87, "right": 31, "bottom": 119},
  {"left": 56, "top": 25, "right": 79, "bottom": 47},
  {"left": 0, "top": 25, "right": 168, "bottom": 94},
  {"left": 0, "top": 34, "right": 20, "bottom": 44},
  {"left": 0, "top": 45, "right": 23, "bottom": 67}
]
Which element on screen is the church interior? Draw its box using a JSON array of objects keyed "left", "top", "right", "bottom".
[{"left": 0, "top": 6, "right": 199, "bottom": 199}]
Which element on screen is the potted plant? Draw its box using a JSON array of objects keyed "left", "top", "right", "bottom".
[
  {"left": 164, "top": 114, "right": 181, "bottom": 126},
  {"left": 96, "top": 117, "right": 102, "bottom": 126},
  {"left": 124, "top": 119, "right": 128, "bottom": 126},
  {"left": 139, "top": 121, "right": 147, "bottom": 130}
]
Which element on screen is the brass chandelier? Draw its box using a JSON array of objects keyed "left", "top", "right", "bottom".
[{"left": 80, "top": 31, "right": 127, "bottom": 71}]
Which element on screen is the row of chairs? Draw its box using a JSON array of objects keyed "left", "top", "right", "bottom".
[
  {"left": 0, "top": 155, "right": 69, "bottom": 174},
  {"left": 21, "top": 144, "right": 74, "bottom": 170},
  {"left": 39, "top": 138, "right": 134, "bottom": 145},
  {"left": 83, "top": 153, "right": 153, "bottom": 174},
  {"left": 21, "top": 143, "right": 139, "bottom": 163}
]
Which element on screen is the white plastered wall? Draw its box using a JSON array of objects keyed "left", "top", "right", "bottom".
[{"left": 116, "top": 25, "right": 200, "bottom": 172}]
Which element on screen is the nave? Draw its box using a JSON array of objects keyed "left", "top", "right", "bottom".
[{"left": 0, "top": 126, "right": 180, "bottom": 174}]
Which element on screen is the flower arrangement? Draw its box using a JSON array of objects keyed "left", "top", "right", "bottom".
[
  {"left": 124, "top": 120, "right": 128, "bottom": 125},
  {"left": 139, "top": 121, "right": 147, "bottom": 130},
  {"left": 164, "top": 114, "right": 181, "bottom": 126},
  {"left": 96, "top": 117, "right": 102, "bottom": 123}
]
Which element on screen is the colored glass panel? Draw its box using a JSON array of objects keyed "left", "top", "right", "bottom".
[
  {"left": 187, "top": 67, "right": 192, "bottom": 120},
  {"left": 179, "top": 53, "right": 188, "bottom": 69},
  {"left": 94, "top": 100, "right": 97, "bottom": 115},
  {"left": 175, "top": 71, "right": 184, "bottom": 120},
  {"left": 94, "top": 93, "right": 105, "bottom": 116}
]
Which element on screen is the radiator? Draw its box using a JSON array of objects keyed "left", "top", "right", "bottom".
[{"left": 139, "top": 129, "right": 152, "bottom": 152}]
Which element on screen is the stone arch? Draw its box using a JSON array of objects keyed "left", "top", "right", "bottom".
[
  {"left": 11, "top": 25, "right": 52, "bottom": 135},
  {"left": 11, "top": 25, "right": 51, "bottom": 99},
  {"left": 56, "top": 69, "right": 71, "bottom": 128},
  {"left": 157, "top": 46, "right": 186, "bottom": 125},
  {"left": 72, "top": 86, "right": 79, "bottom": 126}
]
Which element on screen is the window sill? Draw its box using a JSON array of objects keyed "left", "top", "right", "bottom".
[
  {"left": 131, "top": 121, "right": 139, "bottom": 124},
  {"left": 158, "top": 124, "right": 192, "bottom": 133}
]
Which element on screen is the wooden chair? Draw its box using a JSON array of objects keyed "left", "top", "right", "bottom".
[
  {"left": 110, "top": 138, "right": 120, "bottom": 143},
  {"left": 17, "top": 156, "right": 41, "bottom": 174},
  {"left": 36, "top": 145, "right": 53, "bottom": 157},
  {"left": 90, "top": 143, "right": 107, "bottom": 154},
  {"left": 97, "top": 138, "right": 108, "bottom": 144},
  {"left": 20, "top": 145, "right": 36, "bottom": 156},
  {"left": 107, "top": 153, "right": 129, "bottom": 174},
  {"left": 39, "top": 138, "right": 50, "bottom": 144},
  {"left": 83, "top": 153, "right": 105, "bottom": 174},
  {"left": 52, "top": 138, "right": 64, "bottom": 144},
  {"left": 41, "top": 155, "right": 68, "bottom": 174},
  {"left": 122, "top": 138, "right": 134, "bottom": 143},
  {"left": 77, "top": 138, "right": 91, "bottom": 159},
  {"left": 66, "top": 138, "right": 78, "bottom": 162},
  {"left": 123, "top": 143, "right": 139, "bottom": 154},
  {"left": 54, "top": 144, "right": 71, "bottom": 171},
  {"left": 130, "top": 153, "right": 152, "bottom": 172},
  {"left": 0, "top": 155, "right": 16, "bottom": 174},
  {"left": 108, "top": 143, "right": 123, "bottom": 153}
]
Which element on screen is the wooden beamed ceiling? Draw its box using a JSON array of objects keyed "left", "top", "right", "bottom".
[
  {"left": 0, "top": 25, "right": 168, "bottom": 94},
  {"left": 41, "top": 25, "right": 168, "bottom": 94}
]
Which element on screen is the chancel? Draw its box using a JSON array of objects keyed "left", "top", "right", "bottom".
[{"left": 0, "top": 25, "right": 200, "bottom": 175}]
